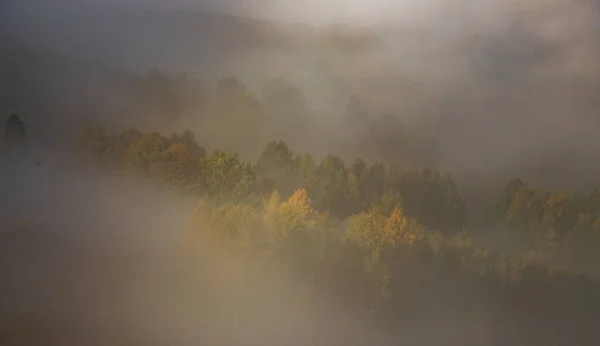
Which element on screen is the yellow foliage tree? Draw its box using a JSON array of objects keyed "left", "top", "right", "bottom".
[
  {"left": 384, "top": 208, "right": 411, "bottom": 247},
  {"left": 261, "top": 188, "right": 317, "bottom": 319}
]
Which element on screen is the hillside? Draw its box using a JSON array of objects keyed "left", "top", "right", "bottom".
[
  {"left": 2, "top": 1, "right": 600, "bottom": 341},
  {"left": 4, "top": 1, "right": 600, "bottom": 191}
]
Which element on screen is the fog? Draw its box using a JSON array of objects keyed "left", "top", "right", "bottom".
[
  {"left": 3, "top": 0, "right": 596, "bottom": 189},
  {"left": 0, "top": 146, "right": 192, "bottom": 344},
  {"left": 0, "top": 146, "right": 374, "bottom": 345},
  {"left": 3, "top": 1, "right": 600, "bottom": 343},
  {"left": 4, "top": 0, "right": 600, "bottom": 187},
  {"left": 2, "top": 1, "right": 600, "bottom": 193},
  {"left": 1, "top": 142, "right": 598, "bottom": 346}
]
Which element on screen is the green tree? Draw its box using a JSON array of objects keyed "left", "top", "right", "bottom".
[
  {"left": 122, "top": 132, "right": 168, "bottom": 176},
  {"left": 162, "top": 142, "right": 194, "bottom": 185},
  {"left": 311, "top": 154, "right": 359, "bottom": 218},
  {"left": 198, "top": 150, "right": 258, "bottom": 201}
]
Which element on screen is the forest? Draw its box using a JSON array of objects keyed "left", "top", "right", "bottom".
[
  {"left": 4, "top": 43, "right": 600, "bottom": 345},
  {"left": 80, "top": 125, "right": 600, "bottom": 346},
  {"left": 4, "top": 1, "right": 600, "bottom": 344}
]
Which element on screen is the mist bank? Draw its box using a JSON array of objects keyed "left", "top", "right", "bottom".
[
  {"left": 3, "top": 1, "right": 600, "bottom": 345},
  {"left": 4, "top": 123, "right": 599, "bottom": 346},
  {"left": 3, "top": 0, "right": 600, "bottom": 191},
  {"left": 0, "top": 144, "right": 390, "bottom": 346},
  {"left": 0, "top": 146, "right": 201, "bottom": 345},
  {"left": 2, "top": 124, "right": 600, "bottom": 346}
]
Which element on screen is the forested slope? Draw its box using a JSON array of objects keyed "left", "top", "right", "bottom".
[{"left": 77, "top": 125, "right": 600, "bottom": 346}]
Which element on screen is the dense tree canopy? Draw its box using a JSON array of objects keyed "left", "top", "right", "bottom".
[{"left": 82, "top": 127, "right": 466, "bottom": 232}]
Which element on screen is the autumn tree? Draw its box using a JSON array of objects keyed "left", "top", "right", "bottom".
[
  {"left": 343, "top": 206, "right": 422, "bottom": 316},
  {"left": 262, "top": 189, "right": 317, "bottom": 318}
]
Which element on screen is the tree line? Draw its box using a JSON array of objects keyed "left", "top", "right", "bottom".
[
  {"left": 81, "top": 126, "right": 464, "bottom": 233},
  {"left": 81, "top": 126, "right": 600, "bottom": 346},
  {"left": 494, "top": 178, "right": 600, "bottom": 275}
]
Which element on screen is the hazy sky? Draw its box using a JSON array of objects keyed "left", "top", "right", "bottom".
[
  {"left": 202, "top": 0, "right": 426, "bottom": 23},
  {"left": 2, "top": 0, "right": 472, "bottom": 24},
  {"left": 4, "top": 0, "right": 600, "bottom": 190},
  {"left": 121, "top": 0, "right": 408, "bottom": 22}
]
